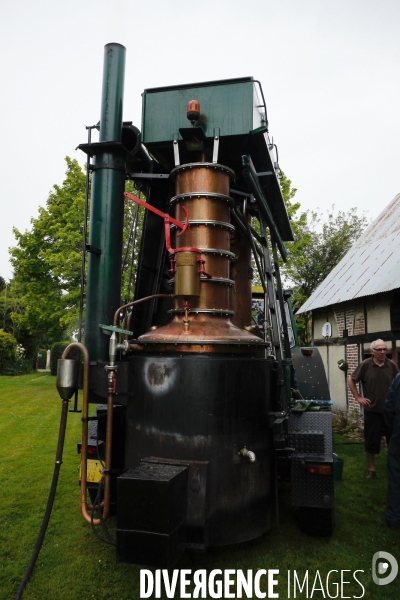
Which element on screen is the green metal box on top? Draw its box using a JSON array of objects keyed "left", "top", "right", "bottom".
[
  {"left": 141, "top": 76, "right": 293, "bottom": 244},
  {"left": 142, "top": 76, "right": 264, "bottom": 144}
]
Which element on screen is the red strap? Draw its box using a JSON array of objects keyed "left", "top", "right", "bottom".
[
  {"left": 124, "top": 191, "right": 188, "bottom": 232},
  {"left": 125, "top": 191, "right": 194, "bottom": 254}
]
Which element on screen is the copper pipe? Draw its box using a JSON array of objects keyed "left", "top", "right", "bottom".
[
  {"left": 172, "top": 165, "right": 232, "bottom": 313},
  {"left": 134, "top": 163, "right": 263, "bottom": 353},
  {"left": 130, "top": 342, "right": 264, "bottom": 355},
  {"left": 61, "top": 342, "right": 105, "bottom": 526},
  {"left": 113, "top": 294, "right": 173, "bottom": 327},
  {"left": 183, "top": 303, "right": 190, "bottom": 332},
  {"left": 103, "top": 392, "right": 113, "bottom": 520},
  {"left": 136, "top": 313, "right": 264, "bottom": 347},
  {"left": 230, "top": 211, "right": 253, "bottom": 330},
  {"left": 172, "top": 163, "right": 233, "bottom": 196}
]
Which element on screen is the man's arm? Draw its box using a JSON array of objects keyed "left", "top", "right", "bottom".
[{"left": 347, "top": 376, "right": 371, "bottom": 407}]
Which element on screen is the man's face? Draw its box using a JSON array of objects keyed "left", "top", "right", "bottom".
[{"left": 372, "top": 342, "right": 387, "bottom": 364}]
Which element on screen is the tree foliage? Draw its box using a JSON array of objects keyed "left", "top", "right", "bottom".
[
  {"left": 283, "top": 204, "right": 369, "bottom": 343},
  {"left": 0, "top": 329, "right": 17, "bottom": 369},
  {"left": 285, "top": 206, "right": 369, "bottom": 300},
  {"left": 251, "top": 173, "right": 306, "bottom": 286},
  {"left": 251, "top": 174, "right": 369, "bottom": 344},
  {"left": 120, "top": 185, "right": 145, "bottom": 304},
  {"left": 9, "top": 158, "right": 144, "bottom": 347},
  {"left": 0, "top": 284, "right": 36, "bottom": 359},
  {"left": 10, "top": 157, "right": 86, "bottom": 344}
]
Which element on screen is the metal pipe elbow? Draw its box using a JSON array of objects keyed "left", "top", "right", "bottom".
[{"left": 238, "top": 446, "right": 256, "bottom": 462}]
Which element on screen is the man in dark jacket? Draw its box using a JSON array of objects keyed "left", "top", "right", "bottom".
[
  {"left": 348, "top": 339, "right": 398, "bottom": 478},
  {"left": 384, "top": 374, "right": 400, "bottom": 528}
]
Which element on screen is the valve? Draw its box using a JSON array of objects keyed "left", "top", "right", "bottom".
[{"left": 238, "top": 446, "right": 256, "bottom": 462}]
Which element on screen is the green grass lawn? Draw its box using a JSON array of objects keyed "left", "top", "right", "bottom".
[{"left": 1, "top": 374, "right": 399, "bottom": 599}]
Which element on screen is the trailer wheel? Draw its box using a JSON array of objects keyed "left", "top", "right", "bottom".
[{"left": 297, "top": 507, "right": 335, "bottom": 537}]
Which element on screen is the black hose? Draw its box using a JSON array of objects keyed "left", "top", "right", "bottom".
[
  {"left": 14, "top": 399, "right": 69, "bottom": 600},
  {"left": 90, "top": 479, "right": 116, "bottom": 547}
]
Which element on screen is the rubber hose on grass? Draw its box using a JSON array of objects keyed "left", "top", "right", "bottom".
[{"left": 14, "top": 398, "right": 69, "bottom": 600}]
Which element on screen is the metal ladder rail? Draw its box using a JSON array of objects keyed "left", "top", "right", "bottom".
[
  {"left": 241, "top": 199, "right": 278, "bottom": 360},
  {"left": 270, "top": 233, "right": 292, "bottom": 360},
  {"left": 258, "top": 215, "right": 284, "bottom": 364}
]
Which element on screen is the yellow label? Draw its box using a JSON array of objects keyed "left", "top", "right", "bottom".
[{"left": 79, "top": 458, "right": 103, "bottom": 483}]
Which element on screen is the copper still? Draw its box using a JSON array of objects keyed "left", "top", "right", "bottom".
[{"left": 136, "top": 160, "right": 262, "bottom": 353}]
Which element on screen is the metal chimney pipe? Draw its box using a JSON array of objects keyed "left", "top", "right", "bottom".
[{"left": 85, "top": 43, "right": 126, "bottom": 361}]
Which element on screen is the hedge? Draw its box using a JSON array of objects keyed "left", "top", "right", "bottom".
[
  {"left": 0, "top": 329, "right": 17, "bottom": 370},
  {"left": 1, "top": 358, "right": 34, "bottom": 376}
]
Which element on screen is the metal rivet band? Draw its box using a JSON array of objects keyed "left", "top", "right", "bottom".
[
  {"left": 196, "top": 248, "right": 235, "bottom": 260},
  {"left": 171, "top": 162, "right": 235, "bottom": 179},
  {"left": 169, "top": 192, "right": 234, "bottom": 207},
  {"left": 170, "top": 219, "right": 235, "bottom": 232},
  {"left": 169, "top": 277, "right": 234, "bottom": 287},
  {"left": 167, "top": 308, "right": 235, "bottom": 316}
]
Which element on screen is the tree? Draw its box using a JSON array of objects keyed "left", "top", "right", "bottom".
[
  {"left": 279, "top": 174, "right": 310, "bottom": 271},
  {"left": 251, "top": 174, "right": 369, "bottom": 344},
  {"left": 120, "top": 182, "right": 145, "bottom": 304},
  {"left": 0, "top": 281, "right": 34, "bottom": 358},
  {"left": 9, "top": 158, "right": 144, "bottom": 348},
  {"left": 251, "top": 173, "right": 307, "bottom": 286},
  {"left": 10, "top": 157, "right": 86, "bottom": 344},
  {"left": 0, "top": 329, "right": 17, "bottom": 370},
  {"left": 251, "top": 173, "right": 310, "bottom": 292},
  {"left": 284, "top": 205, "right": 369, "bottom": 343}
]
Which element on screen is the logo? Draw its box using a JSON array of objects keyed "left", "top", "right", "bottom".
[{"left": 372, "top": 551, "right": 398, "bottom": 586}]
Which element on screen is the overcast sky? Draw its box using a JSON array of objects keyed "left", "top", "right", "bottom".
[{"left": 1, "top": 0, "right": 399, "bottom": 280}]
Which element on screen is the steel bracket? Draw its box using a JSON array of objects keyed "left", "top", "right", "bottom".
[
  {"left": 128, "top": 173, "right": 169, "bottom": 180},
  {"left": 86, "top": 245, "right": 101, "bottom": 255},
  {"left": 99, "top": 324, "right": 133, "bottom": 336},
  {"left": 173, "top": 138, "right": 180, "bottom": 166},
  {"left": 212, "top": 128, "right": 220, "bottom": 163}
]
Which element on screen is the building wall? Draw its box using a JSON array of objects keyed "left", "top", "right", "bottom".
[
  {"left": 346, "top": 343, "right": 360, "bottom": 413},
  {"left": 311, "top": 292, "right": 396, "bottom": 414},
  {"left": 318, "top": 344, "right": 347, "bottom": 411},
  {"left": 365, "top": 294, "right": 391, "bottom": 332}
]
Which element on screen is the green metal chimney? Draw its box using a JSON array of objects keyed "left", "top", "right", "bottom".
[{"left": 85, "top": 43, "right": 126, "bottom": 361}]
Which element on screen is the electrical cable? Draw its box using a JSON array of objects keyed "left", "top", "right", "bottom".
[
  {"left": 88, "top": 413, "right": 116, "bottom": 547},
  {"left": 90, "top": 479, "right": 116, "bottom": 546},
  {"left": 14, "top": 399, "right": 69, "bottom": 600}
]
